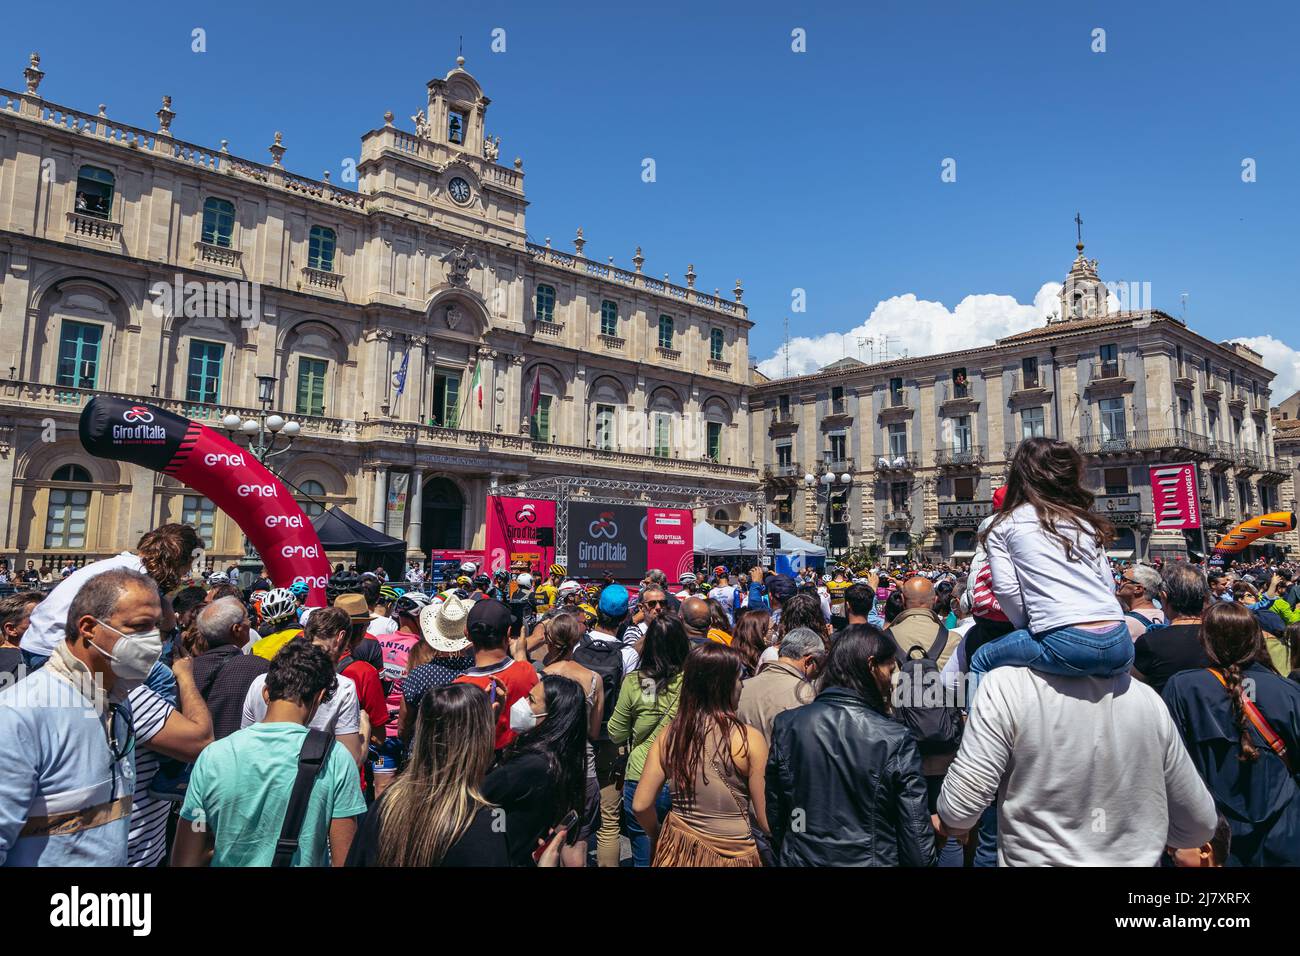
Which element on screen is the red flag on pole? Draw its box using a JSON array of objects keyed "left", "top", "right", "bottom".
[{"left": 528, "top": 367, "right": 541, "bottom": 417}]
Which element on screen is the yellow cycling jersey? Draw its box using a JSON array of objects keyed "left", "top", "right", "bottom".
[{"left": 535, "top": 582, "right": 558, "bottom": 611}]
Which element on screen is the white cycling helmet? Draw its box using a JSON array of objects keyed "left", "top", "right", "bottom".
[
  {"left": 393, "top": 591, "right": 433, "bottom": 617},
  {"left": 459, "top": 561, "right": 479, "bottom": 576},
  {"left": 259, "top": 587, "right": 299, "bottom": 626},
  {"left": 207, "top": 571, "right": 229, "bottom": 585}
]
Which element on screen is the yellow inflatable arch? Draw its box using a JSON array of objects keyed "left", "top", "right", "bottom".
[{"left": 1213, "top": 511, "right": 1297, "bottom": 553}]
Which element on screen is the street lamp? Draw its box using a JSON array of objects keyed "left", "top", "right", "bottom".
[
  {"left": 222, "top": 377, "right": 304, "bottom": 585},
  {"left": 804, "top": 468, "right": 852, "bottom": 554}
]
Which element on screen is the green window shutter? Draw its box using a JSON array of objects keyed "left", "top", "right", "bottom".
[
  {"left": 57, "top": 321, "right": 102, "bottom": 389},
  {"left": 187, "top": 340, "right": 224, "bottom": 404},
  {"left": 297, "top": 358, "right": 327, "bottom": 416}
]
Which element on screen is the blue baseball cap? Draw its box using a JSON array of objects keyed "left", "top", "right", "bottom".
[{"left": 597, "top": 583, "right": 629, "bottom": 617}]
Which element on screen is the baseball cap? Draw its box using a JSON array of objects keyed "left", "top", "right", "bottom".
[
  {"left": 767, "top": 575, "right": 798, "bottom": 602},
  {"left": 334, "top": 592, "right": 369, "bottom": 624},
  {"left": 598, "top": 583, "right": 629, "bottom": 617},
  {"left": 466, "top": 598, "right": 512, "bottom": 641}
]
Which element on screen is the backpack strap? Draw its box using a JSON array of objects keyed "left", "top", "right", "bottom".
[
  {"left": 925, "top": 624, "right": 949, "bottom": 662},
  {"left": 272, "top": 728, "right": 334, "bottom": 867},
  {"left": 1206, "top": 669, "right": 1294, "bottom": 774},
  {"left": 1125, "top": 610, "right": 1153, "bottom": 628}
]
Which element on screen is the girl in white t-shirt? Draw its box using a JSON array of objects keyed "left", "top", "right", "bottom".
[{"left": 970, "top": 438, "right": 1131, "bottom": 678}]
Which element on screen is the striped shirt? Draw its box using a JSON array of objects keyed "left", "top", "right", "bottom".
[{"left": 126, "top": 684, "right": 174, "bottom": 867}]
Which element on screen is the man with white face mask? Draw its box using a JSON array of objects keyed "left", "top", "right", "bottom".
[{"left": 0, "top": 568, "right": 162, "bottom": 866}]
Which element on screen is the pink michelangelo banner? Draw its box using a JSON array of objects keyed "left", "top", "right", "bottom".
[
  {"left": 79, "top": 396, "right": 332, "bottom": 604},
  {"left": 485, "top": 495, "right": 556, "bottom": 576}
]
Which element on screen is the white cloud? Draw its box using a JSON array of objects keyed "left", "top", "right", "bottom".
[
  {"left": 758, "top": 282, "right": 1064, "bottom": 378},
  {"left": 1229, "top": 335, "right": 1300, "bottom": 403}
]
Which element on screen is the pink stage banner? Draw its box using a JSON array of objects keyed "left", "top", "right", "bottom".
[
  {"left": 645, "top": 508, "right": 695, "bottom": 581},
  {"left": 485, "top": 496, "right": 556, "bottom": 576}
]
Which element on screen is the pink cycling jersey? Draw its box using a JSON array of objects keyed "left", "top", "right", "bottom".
[{"left": 377, "top": 631, "right": 420, "bottom": 738}]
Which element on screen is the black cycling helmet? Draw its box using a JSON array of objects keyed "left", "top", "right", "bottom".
[
  {"left": 473, "top": 573, "right": 491, "bottom": 590},
  {"left": 325, "top": 571, "right": 362, "bottom": 602}
]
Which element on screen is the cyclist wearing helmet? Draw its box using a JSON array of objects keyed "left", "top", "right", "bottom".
[
  {"left": 362, "top": 577, "right": 399, "bottom": 638},
  {"left": 489, "top": 569, "right": 510, "bottom": 603},
  {"left": 249, "top": 588, "right": 304, "bottom": 660},
  {"left": 470, "top": 574, "right": 491, "bottom": 601},
  {"left": 536, "top": 564, "right": 566, "bottom": 613},
  {"left": 206, "top": 571, "right": 229, "bottom": 587}
]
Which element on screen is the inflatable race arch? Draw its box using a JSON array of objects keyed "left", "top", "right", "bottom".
[
  {"left": 1212, "top": 511, "right": 1297, "bottom": 554},
  {"left": 79, "top": 396, "right": 331, "bottom": 604}
]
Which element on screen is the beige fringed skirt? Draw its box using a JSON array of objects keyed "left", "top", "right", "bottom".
[{"left": 651, "top": 811, "right": 761, "bottom": 867}]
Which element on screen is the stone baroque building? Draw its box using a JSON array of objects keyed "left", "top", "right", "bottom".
[
  {"left": 751, "top": 243, "right": 1292, "bottom": 563},
  {"left": 1271, "top": 390, "right": 1300, "bottom": 556},
  {"left": 0, "top": 54, "right": 756, "bottom": 568}
]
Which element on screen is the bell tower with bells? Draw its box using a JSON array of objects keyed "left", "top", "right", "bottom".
[{"left": 421, "top": 55, "right": 490, "bottom": 163}]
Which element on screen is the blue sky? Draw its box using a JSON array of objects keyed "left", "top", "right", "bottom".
[{"left": 5, "top": 0, "right": 1298, "bottom": 391}]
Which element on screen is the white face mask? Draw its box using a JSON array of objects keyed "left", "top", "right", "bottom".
[
  {"left": 90, "top": 619, "right": 163, "bottom": 681},
  {"left": 509, "top": 695, "right": 546, "bottom": 734}
]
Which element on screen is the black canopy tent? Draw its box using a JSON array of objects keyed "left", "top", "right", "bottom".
[{"left": 311, "top": 506, "right": 407, "bottom": 579}]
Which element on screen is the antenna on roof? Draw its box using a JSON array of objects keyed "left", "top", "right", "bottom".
[
  {"left": 783, "top": 316, "right": 790, "bottom": 379},
  {"left": 1180, "top": 292, "right": 1188, "bottom": 321}
]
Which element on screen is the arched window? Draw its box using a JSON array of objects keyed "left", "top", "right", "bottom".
[
  {"left": 308, "top": 226, "right": 337, "bottom": 272},
  {"left": 297, "top": 479, "right": 326, "bottom": 519},
  {"left": 535, "top": 284, "right": 556, "bottom": 323},
  {"left": 75, "top": 165, "right": 115, "bottom": 219},
  {"left": 46, "top": 464, "right": 92, "bottom": 548},
  {"left": 202, "top": 197, "right": 236, "bottom": 248},
  {"left": 52, "top": 464, "right": 92, "bottom": 483}
]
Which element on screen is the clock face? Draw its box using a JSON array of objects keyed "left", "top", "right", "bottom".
[{"left": 448, "top": 177, "right": 471, "bottom": 205}]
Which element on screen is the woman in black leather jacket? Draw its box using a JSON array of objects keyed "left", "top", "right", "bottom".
[{"left": 766, "top": 625, "right": 938, "bottom": 866}]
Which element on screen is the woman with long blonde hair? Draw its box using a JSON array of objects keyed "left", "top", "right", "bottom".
[{"left": 348, "top": 682, "right": 506, "bottom": 866}]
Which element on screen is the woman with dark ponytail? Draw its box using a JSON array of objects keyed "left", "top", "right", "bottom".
[{"left": 1162, "top": 601, "right": 1300, "bottom": 866}]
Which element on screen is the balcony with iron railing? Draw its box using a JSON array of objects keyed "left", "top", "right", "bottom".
[
  {"left": 1075, "top": 428, "right": 1214, "bottom": 458},
  {"left": 881, "top": 510, "right": 914, "bottom": 529},
  {"left": 1009, "top": 369, "right": 1050, "bottom": 400},
  {"left": 872, "top": 451, "right": 919, "bottom": 472},
  {"left": 1173, "top": 363, "right": 1196, "bottom": 390},
  {"left": 769, "top": 408, "right": 799, "bottom": 434},
  {"left": 762, "top": 460, "right": 803, "bottom": 481},
  {"left": 821, "top": 454, "right": 855, "bottom": 473},
  {"left": 1086, "top": 358, "right": 1131, "bottom": 390},
  {"left": 1203, "top": 374, "right": 1225, "bottom": 400},
  {"left": 934, "top": 444, "right": 984, "bottom": 469},
  {"left": 1227, "top": 387, "right": 1249, "bottom": 412}
]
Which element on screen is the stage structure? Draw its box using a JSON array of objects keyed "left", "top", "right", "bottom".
[{"left": 498, "top": 476, "right": 768, "bottom": 570}]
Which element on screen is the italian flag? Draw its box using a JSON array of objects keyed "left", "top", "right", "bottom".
[{"left": 470, "top": 359, "right": 484, "bottom": 409}]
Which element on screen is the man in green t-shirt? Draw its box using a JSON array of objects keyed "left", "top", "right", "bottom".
[{"left": 172, "top": 638, "right": 366, "bottom": 867}]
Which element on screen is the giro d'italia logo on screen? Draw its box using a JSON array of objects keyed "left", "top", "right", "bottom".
[{"left": 571, "top": 502, "right": 646, "bottom": 578}]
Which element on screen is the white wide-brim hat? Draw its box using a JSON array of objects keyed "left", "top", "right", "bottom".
[{"left": 421, "top": 595, "right": 472, "bottom": 653}]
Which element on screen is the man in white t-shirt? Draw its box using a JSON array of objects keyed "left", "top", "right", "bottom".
[
  {"left": 936, "top": 667, "right": 1217, "bottom": 866},
  {"left": 240, "top": 607, "right": 365, "bottom": 765}
]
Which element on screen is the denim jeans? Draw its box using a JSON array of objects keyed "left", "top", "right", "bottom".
[
  {"left": 622, "top": 779, "right": 671, "bottom": 868},
  {"left": 969, "top": 622, "right": 1133, "bottom": 679},
  {"left": 973, "top": 802, "right": 999, "bottom": 868},
  {"left": 20, "top": 650, "right": 49, "bottom": 672}
]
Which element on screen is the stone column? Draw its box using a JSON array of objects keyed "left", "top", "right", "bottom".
[
  {"left": 406, "top": 471, "right": 424, "bottom": 557},
  {"left": 371, "top": 466, "right": 388, "bottom": 531}
]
